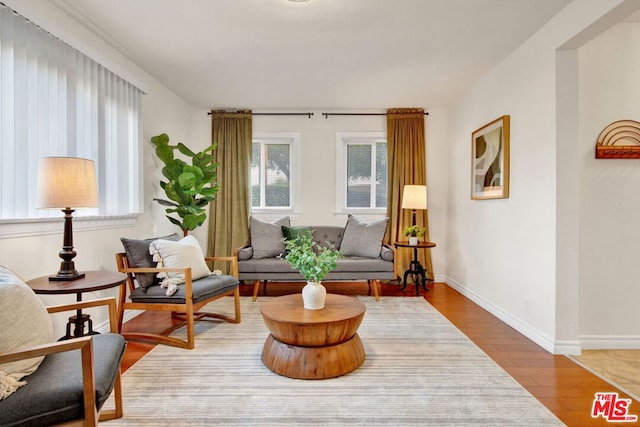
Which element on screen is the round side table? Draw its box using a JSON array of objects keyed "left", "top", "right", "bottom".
[
  {"left": 394, "top": 240, "right": 436, "bottom": 296},
  {"left": 27, "top": 270, "right": 126, "bottom": 339}
]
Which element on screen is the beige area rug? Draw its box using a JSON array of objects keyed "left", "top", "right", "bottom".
[
  {"left": 106, "top": 297, "right": 564, "bottom": 426},
  {"left": 569, "top": 350, "right": 640, "bottom": 402}
]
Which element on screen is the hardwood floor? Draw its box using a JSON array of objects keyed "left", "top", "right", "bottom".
[{"left": 120, "top": 281, "right": 639, "bottom": 426}]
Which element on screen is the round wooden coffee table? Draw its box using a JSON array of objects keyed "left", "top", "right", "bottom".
[{"left": 260, "top": 293, "right": 366, "bottom": 380}]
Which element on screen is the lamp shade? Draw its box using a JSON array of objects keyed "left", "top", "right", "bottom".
[
  {"left": 401, "top": 185, "right": 427, "bottom": 210},
  {"left": 37, "top": 157, "right": 98, "bottom": 209}
]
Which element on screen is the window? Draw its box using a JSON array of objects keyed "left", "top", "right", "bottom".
[
  {"left": 251, "top": 133, "right": 298, "bottom": 211},
  {"left": 0, "top": 4, "right": 142, "bottom": 228},
  {"left": 336, "top": 132, "right": 387, "bottom": 212}
]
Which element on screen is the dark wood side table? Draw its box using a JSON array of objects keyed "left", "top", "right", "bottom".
[
  {"left": 27, "top": 270, "right": 126, "bottom": 339},
  {"left": 394, "top": 240, "right": 436, "bottom": 296}
]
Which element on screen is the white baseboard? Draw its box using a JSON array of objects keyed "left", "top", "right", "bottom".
[
  {"left": 580, "top": 335, "right": 640, "bottom": 350},
  {"left": 443, "top": 276, "right": 570, "bottom": 354},
  {"left": 440, "top": 277, "right": 640, "bottom": 354},
  {"left": 554, "top": 340, "right": 582, "bottom": 355}
]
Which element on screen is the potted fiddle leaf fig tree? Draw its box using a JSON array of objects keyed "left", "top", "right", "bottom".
[
  {"left": 150, "top": 133, "right": 219, "bottom": 235},
  {"left": 283, "top": 234, "right": 341, "bottom": 310}
]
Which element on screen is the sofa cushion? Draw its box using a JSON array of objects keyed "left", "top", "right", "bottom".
[
  {"left": 339, "top": 214, "right": 389, "bottom": 258},
  {"left": 312, "top": 226, "right": 344, "bottom": 250},
  {"left": 149, "top": 235, "right": 212, "bottom": 294},
  {"left": 238, "top": 257, "right": 393, "bottom": 274},
  {"left": 120, "top": 233, "right": 180, "bottom": 289},
  {"left": 0, "top": 266, "right": 54, "bottom": 400},
  {"left": 250, "top": 216, "right": 290, "bottom": 259},
  {"left": 237, "top": 257, "right": 394, "bottom": 281},
  {"left": 130, "top": 275, "right": 239, "bottom": 304},
  {"left": 0, "top": 333, "right": 126, "bottom": 426}
]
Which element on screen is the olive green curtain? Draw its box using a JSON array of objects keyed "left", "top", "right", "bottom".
[
  {"left": 207, "top": 110, "right": 252, "bottom": 272},
  {"left": 386, "top": 108, "right": 433, "bottom": 281}
]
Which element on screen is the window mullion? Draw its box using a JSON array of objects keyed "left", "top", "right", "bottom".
[
  {"left": 370, "top": 143, "right": 376, "bottom": 208},
  {"left": 260, "top": 142, "right": 267, "bottom": 208}
]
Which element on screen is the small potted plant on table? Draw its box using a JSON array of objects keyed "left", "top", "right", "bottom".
[
  {"left": 403, "top": 225, "right": 426, "bottom": 246},
  {"left": 283, "top": 234, "right": 341, "bottom": 310}
]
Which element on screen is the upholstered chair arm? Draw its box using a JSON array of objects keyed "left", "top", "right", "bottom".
[
  {"left": 382, "top": 243, "right": 400, "bottom": 280},
  {"left": 0, "top": 296, "right": 124, "bottom": 424},
  {"left": 0, "top": 336, "right": 91, "bottom": 365}
]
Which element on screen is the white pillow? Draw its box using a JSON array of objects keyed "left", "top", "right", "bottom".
[
  {"left": 0, "top": 266, "right": 54, "bottom": 400},
  {"left": 149, "top": 235, "right": 212, "bottom": 296}
]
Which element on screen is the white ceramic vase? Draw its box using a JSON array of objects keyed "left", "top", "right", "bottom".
[
  {"left": 302, "top": 281, "right": 326, "bottom": 310},
  {"left": 409, "top": 236, "right": 418, "bottom": 246}
]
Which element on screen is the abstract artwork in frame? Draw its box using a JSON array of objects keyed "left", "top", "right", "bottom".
[{"left": 471, "top": 115, "right": 510, "bottom": 200}]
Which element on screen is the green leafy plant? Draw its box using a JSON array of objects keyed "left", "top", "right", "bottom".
[
  {"left": 150, "top": 133, "right": 219, "bottom": 235},
  {"left": 403, "top": 225, "right": 426, "bottom": 238},
  {"left": 283, "top": 235, "right": 342, "bottom": 283}
]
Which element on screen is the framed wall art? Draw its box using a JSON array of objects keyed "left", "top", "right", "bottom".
[{"left": 471, "top": 115, "right": 510, "bottom": 200}]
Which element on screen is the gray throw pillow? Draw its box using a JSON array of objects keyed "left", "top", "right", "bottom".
[
  {"left": 250, "top": 216, "right": 290, "bottom": 259},
  {"left": 340, "top": 214, "right": 389, "bottom": 258},
  {"left": 120, "top": 233, "right": 181, "bottom": 289}
]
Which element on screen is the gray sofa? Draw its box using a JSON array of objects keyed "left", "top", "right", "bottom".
[{"left": 235, "top": 224, "right": 398, "bottom": 301}]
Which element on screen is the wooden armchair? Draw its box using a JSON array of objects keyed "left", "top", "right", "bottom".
[
  {"left": 0, "top": 297, "right": 124, "bottom": 426},
  {"left": 115, "top": 253, "right": 241, "bottom": 350}
]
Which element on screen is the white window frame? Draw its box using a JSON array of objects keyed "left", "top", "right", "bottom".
[
  {"left": 251, "top": 132, "right": 299, "bottom": 219},
  {"left": 335, "top": 132, "right": 388, "bottom": 220}
]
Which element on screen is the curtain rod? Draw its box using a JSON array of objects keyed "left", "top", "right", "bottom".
[
  {"left": 322, "top": 112, "right": 429, "bottom": 118},
  {"left": 207, "top": 111, "right": 429, "bottom": 118},
  {"left": 208, "top": 111, "right": 314, "bottom": 118}
]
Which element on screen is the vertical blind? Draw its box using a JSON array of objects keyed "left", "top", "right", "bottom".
[{"left": 0, "top": 4, "right": 143, "bottom": 220}]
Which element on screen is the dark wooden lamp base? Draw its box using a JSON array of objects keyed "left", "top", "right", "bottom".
[{"left": 49, "top": 208, "right": 85, "bottom": 282}]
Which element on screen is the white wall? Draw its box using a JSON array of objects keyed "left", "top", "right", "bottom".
[
  {"left": 192, "top": 110, "right": 448, "bottom": 279},
  {"left": 0, "top": 0, "right": 197, "bottom": 335},
  {"left": 445, "top": 0, "right": 635, "bottom": 353},
  {"left": 578, "top": 23, "right": 640, "bottom": 348}
]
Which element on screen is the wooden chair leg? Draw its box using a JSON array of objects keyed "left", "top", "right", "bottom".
[
  {"left": 252, "top": 280, "right": 260, "bottom": 302},
  {"left": 116, "top": 281, "right": 127, "bottom": 333},
  {"left": 185, "top": 303, "right": 195, "bottom": 350},
  {"left": 372, "top": 279, "right": 380, "bottom": 301},
  {"left": 233, "top": 287, "right": 241, "bottom": 323},
  {"left": 99, "top": 366, "right": 123, "bottom": 421}
]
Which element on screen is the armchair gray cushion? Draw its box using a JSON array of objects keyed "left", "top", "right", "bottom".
[
  {"left": 129, "top": 274, "right": 239, "bottom": 304},
  {"left": 0, "top": 333, "right": 126, "bottom": 427}
]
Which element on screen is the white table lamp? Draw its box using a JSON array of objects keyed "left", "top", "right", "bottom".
[{"left": 37, "top": 157, "right": 98, "bottom": 281}]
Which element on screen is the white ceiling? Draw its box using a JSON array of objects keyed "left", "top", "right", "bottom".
[{"left": 52, "top": 0, "right": 574, "bottom": 110}]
